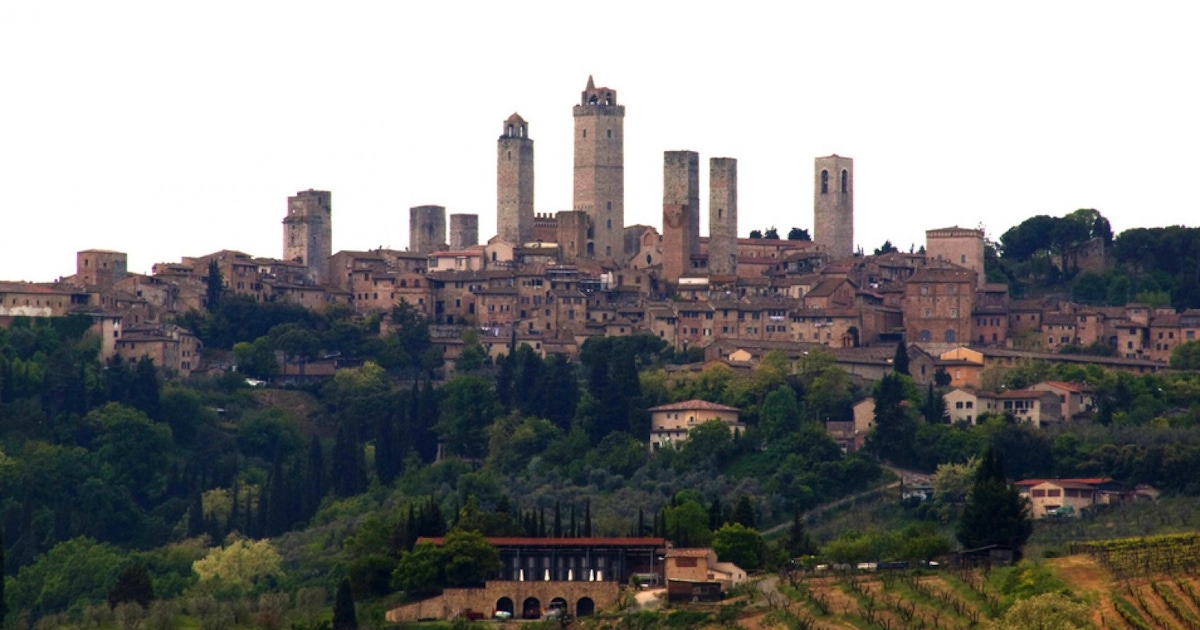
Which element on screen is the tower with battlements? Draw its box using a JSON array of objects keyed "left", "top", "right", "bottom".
[
  {"left": 813, "top": 155, "right": 854, "bottom": 260},
  {"left": 573, "top": 76, "right": 625, "bottom": 261},
  {"left": 708, "top": 158, "right": 738, "bottom": 278},
  {"left": 497, "top": 113, "right": 534, "bottom": 245},
  {"left": 283, "top": 189, "right": 332, "bottom": 283},
  {"left": 661, "top": 151, "right": 700, "bottom": 284}
]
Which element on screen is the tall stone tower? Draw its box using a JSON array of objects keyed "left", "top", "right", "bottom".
[
  {"left": 283, "top": 189, "right": 332, "bottom": 283},
  {"left": 449, "top": 214, "right": 479, "bottom": 250},
  {"left": 409, "top": 205, "right": 446, "bottom": 255},
  {"left": 708, "top": 158, "right": 738, "bottom": 277},
  {"left": 813, "top": 155, "right": 854, "bottom": 260},
  {"left": 661, "top": 151, "right": 700, "bottom": 284},
  {"left": 573, "top": 76, "right": 625, "bottom": 261},
  {"left": 497, "top": 113, "right": 534, "bottom": 245}
]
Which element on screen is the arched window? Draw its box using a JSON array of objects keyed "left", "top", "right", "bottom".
[
  {"left": 589, "top": 95, "right": 598, "bottom": 105},
  {"left": 577, "top": 598, "right": 596, "bottom": 617},
  {"left": 607, "top": 219, "right": 612, "bottom": 229},
  {"left": 717, "top": 208, "right": 723, "bottom": 219},
  {"left": 605, "top": 92, "right": 613, "bottom": 105},
  {"left": 523, "top": 597, "right": 542, "bottom": 619},
  {"left": 944, "top": 329, "right": 958, "bottom": 343},
  {"left": 606, "top": 246, "right": 612, "bottom": 257},
  {"left": 507, "top": 124, "right": 514, "bottom": 136},
  {"left": 496, "top": 598, "right": 514, "bottom": 616},
  {"left": 582, "top": 129, "right": 587, "bottom": 138},
  {"left": 820, "top": 170, "right": 829, "bottom": 194},
  {"left": 841, "top": 169, "right": 848, "bottom": 193},
  {"left": 646, "top": 254, "right": 652, "bottom": 265},
  {"left": 919, "top": 329, "right": 932, "bottom": 342}
]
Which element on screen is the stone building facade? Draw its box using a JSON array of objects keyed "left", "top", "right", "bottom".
[
  {"left": 813, "top": 155, "right": 854, "bottom": 260},
  {"left": 708, "top": 158, "right": 738, "bottom": 278},
  {"left": 573, "top": 76, "right": 625, "bottom": 261},
  {"left": 75, "top": 250, "right": 128, "bottom": 288},
  {"left": 904, "top": 266, "right": 977, "bottom": 344},
  {"left": 449, "top": 214, "right": 479, "bottom": 250},
  {"left": 497, "top": 113, "right": 535, "bottom": 245},
  {"left": 926, "top": 226, "right": 985, "bottom": 288},
  {"left": 660, "top": 150, "right": 700, "bottom": 285},
  {"left": 409, "top": 205, "right": 447, "bottom": 255},
  {"left": 283, "top": 190, "right": 332, "bottom": 284}
]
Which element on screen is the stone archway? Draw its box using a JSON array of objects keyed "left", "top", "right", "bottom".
[
  {"left": 522, "top": 597, "right": 542, "bottom": 619},
  {"left": 496, "top": 597, "right": 514, "bottom": 617},
  {"left": 549, "top": 597, "right": 568, "bottom": 617},
  {"left": 577, "top": 597, "right": 596, "bottom": 617}
]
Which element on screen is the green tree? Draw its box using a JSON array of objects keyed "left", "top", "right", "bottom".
[
  {"left": 874, "top": 240, "right": 899, "bottom": 255},
  {"left": 866, "top": 373, "right": 919, "bottom": 467},
  {"left": 435, "top": 375, "right": 500, "bottom": 460},
  {"left": 997, "top": 592, "right": 1091, "bottom": 630},
  {"left": 663, "top": 499, "right": 712, "bottom": 547},
  {"left": 785, "top": 510, "right": 816, "bottom": 558},
  {"left": 893, "top": 341, "right": 910, "bottom": 376},
  {"left": 1171, "top": 340, "right": 1200, "bottom": 370},
  {"left": 787, "top": 227, "right": 811, "bottom": 241},
  {"left": 712, "top": 523, "right": 763, "bottom": 571},
  {"left": 7, "top": 537, "right": 124, "bottom": 617},
  {"left": 764, "top": 226, "right": 779, "bottom": 239},
  {"left": 442, "top": 529, "right": 501, "bottom": 587},
  {"left": 956, "top": 447, "right": 1032, "bottom": 555},
  {"left": 192, "top": 537, "right": 283, "bottom": 594},
  {"left": 748, "top": 229, "right": 763, "bottom": 239},
  {"left": 333, "top": 578, "right": 358, "bottom": 630},
  {"left": 108, "top": 564, "right": 154, "bottom": 609},
  {"left": 1, "top": 526, "right": 6, "bottom": 622}
]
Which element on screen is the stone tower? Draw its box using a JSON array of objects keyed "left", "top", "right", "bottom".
[
  {"left": 409, "top": 205, "right": 446, "bottom": 255},
  {"left": 556, "top": 210, "right": 589, "bottom": 262},
  {"left": 661, "top": 150, "right": 700, "bottom": 284},
  {"left": 573, "top": 76, "right": 625, "bottom": 261},
  {"left": 283, "top": 189, "right": 332, "bottom": 283},
  {"left": 449, "top": 214, "right": 479, "bottom": 250},
  {"left": 708, "top": 158, "right": 738, "bottom": 277},
  {"left": 813, "top": 155, "right": 854, "bottom": 260},
  {"left": 926, "top": 226, "right": 985, "bottom": 287},
  {"left": 497, "top": 113, "right": 534, "bottom": 245}
]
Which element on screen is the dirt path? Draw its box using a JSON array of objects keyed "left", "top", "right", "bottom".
[{"left": 1048, "top": 555, "right": 1124, "bottom": 629}]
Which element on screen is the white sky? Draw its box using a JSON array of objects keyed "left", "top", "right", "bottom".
[{"left": 2, "top": 2, "right": 1198, "bottom": 282}]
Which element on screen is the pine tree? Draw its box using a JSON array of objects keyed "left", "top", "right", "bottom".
[
  {"left": 333, "top": 578, "right": 358, "bottom": 630},
  {"left": 956, "top": 447, "right": 1032, "bottom": 556},
  {"left": 893, "top": 341, "right": 910, "bottom": 376}
]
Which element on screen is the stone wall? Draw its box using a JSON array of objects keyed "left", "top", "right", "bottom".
[{"left": 386, "top": 580, "right": 619, "bottom": 623}]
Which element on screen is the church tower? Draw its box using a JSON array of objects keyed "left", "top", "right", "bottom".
[
  {"left": 661, "top": 150, "right": 700, "bottom": 285},
  {"left": 283, "top": 189, "right": 332, "bottom": 284},
  {"left": 813, "top": 155, "right": 854, "bottom": 259},
  {"left": 708, "top": 157, "right": 738, "bottom": 277},
  {"left": 497, "top": 113, "right": 534, "bottom": 245},
  {"left": 573, "top": 76, "right": 625, "bottom": 261}
]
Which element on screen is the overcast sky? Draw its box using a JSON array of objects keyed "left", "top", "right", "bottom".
[{"left": 2, "top": 2, "right": 1197, "bottom": 282}]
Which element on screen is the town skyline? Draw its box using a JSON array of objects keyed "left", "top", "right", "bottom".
[{"left": 2, "top": 2, "right": 1197, "bottom": 282}]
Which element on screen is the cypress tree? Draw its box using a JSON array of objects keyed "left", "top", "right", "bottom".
[
  {"left": 708, "top": 497, "right": 723, "bottom": 530},
  {"left": 333, "top": 578, "right": 358, "bottom": 630},
  {"left": 893, "top": 341, "right": 910, "bottom": 376},
  {"left": 305, "top": 436, "right": 326, "bottom": 518},
  {"left": 583, "top": 499, "right": 592, "bottom": 537},
  {"left": 539, "top": 507, "right": 546, "bottom": 538},
  {"left": 553, "top": 501, "right": 562, "bottom": 538},
  {"left": 107, "top": 564, "right": 154, "bottom": 609},
  {"left": 787, "top": 510, "right": 816, "bottom": 557},
  {"left": 205, "top": 260, "right": 224, "bottom": 312},
  {"left": 733, "top": 496, "right": 756, "bottom": 529},
  {"left": 1, "top": 526, "right": 7, "bottom": 621},
  {"left": 227, "top": 477, "right": 240, "bottom": 535},
  {"left": 956, "top": 447, "right": 1033, "bottom": 557},
  {"left": 187, "top": 491, "right": 204, "bottom": 538},
  {"left": 637, "top": 507, "right": 645, "bottom": 537},
  {"left": 266, "top": 453, "right": 290, "bottom": 536},
  {"left": 569, "top": 504, "right": 576, "bottom": 538}
]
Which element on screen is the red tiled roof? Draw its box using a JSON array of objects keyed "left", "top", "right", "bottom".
[
  {"left": 1015, "top": 478, "right": 1113, "bottom": 487},
  {"left": 665, "top": 548, "right": 713, "bottom": 558},
  {"left": 416, "top": 537, "right": 666, "bottom": 547},
  {"left": 647, "top": 399, "right": 742, "bottom": 413}
]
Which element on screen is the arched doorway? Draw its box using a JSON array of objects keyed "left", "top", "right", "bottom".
[
  {"left": 577, "top": 597, "right": 596, "bottom": 617},
  {"left": 549, "top": 597, "right": 568, "bottom": 617},
  {"left": 522, "top": 597, "right": 541, "bottom": 619},
  {"left": 496, "top": 597, "right": 514, "bottom": 617}
]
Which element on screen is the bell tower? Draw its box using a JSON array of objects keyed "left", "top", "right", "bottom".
[
  {"left": 573, "top": 76, "right": 625, "bottom": 261},
  {"left": 497, "top": 113, "right": 534, "bottom": 245},
  {"left": 814, "top": 155, "right": 854, "bottom": 259},
  {"left": 283, "top": 189, "right": 332, "bottom": 284}
]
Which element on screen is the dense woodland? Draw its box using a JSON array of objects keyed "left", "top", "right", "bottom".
[{"left": 7, "top": 211, "right": 1200, "bottom": 624}]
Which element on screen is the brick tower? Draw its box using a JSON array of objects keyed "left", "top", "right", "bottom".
[
  {"left": 283, "top": 189, "right": 332, "bottom": 283},
  {"left": 813, "top": 155, "right": 854, "bottom": 260},
  {"left": 556, "top": 210, "right": 589, "bottom": 262},
  {"left": 450, "top": 214, "right": 479, "bottom": 250},
  {"left": 497, "top": 113, "right": 534, "bottom": 245},
  {"left": 573, "top": 76, "right": 625, "bottom": 261},
  {"left": 926, "top": 226, "right": 985, "bottom": 287},
  {"left": 708, "top": 158, "right": 738, "bottom": 278},
  {"left": 409, "top": 205, "right": 446, "bottom": 255},
  {"left": 661, "top": 150, "right": 700, "bottom": 284}
]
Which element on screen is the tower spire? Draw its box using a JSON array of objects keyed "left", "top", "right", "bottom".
[{"left": 586, "top": 75, "right": 595, "bottom": 90}]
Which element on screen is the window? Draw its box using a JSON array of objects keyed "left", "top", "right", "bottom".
[
  {"left": 582, "top": 129, "right": 587, "bottom": 138},
  {"left": 920, "top": 284, "right": 929, "bottom": 295},
  {"left": 840, "top": 169, "right": 848, "bottom": 193},
  {"left": 949, "top": 308, "right": 958, "bottom": 318},
  {"left": 919, "top": 330, "right": 931, "bottom": 342},
  {"left": 944, "top": 329, "right": 957, "bottom": 342},
  {"left": 820, "top": 170, "right": 829, "bottom": 194},
  {"left": 606, "top": 129, "right": 612, "bottom": 138}
]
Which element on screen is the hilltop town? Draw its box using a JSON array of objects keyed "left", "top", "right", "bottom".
[{"left": 0, "top": 77, "right": 1180, "bottom": 386}]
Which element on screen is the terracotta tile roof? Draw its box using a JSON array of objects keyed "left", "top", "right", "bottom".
[
  {"left": 647, "top": 399, "right": 741, "bottom": 413},
  {"left": 416, "top": 537, "right": 666, "bottom": 547}
]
